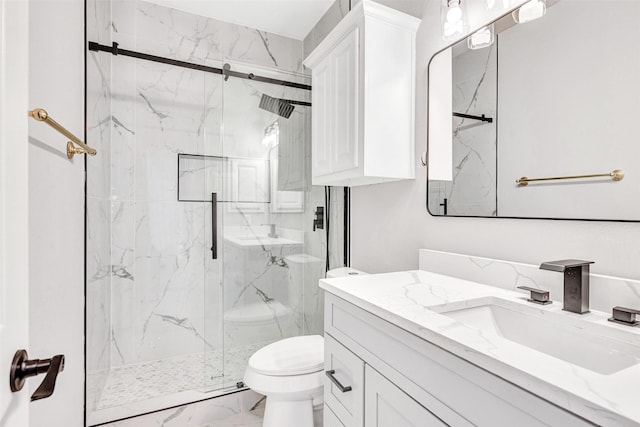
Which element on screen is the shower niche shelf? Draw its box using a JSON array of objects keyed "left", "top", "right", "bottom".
[{"left": 177, "top": 153, "right": 271, "bottom": 207}]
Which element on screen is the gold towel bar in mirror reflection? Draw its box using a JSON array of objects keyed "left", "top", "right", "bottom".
[
  {"left": 28, "top": 108, "right": 97, "bottom": 159},
  {"left": 516, "top": 169, "right": 624, "bottom": 187}
]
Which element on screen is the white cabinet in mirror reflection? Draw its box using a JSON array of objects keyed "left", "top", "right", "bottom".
[
  {"left": 427, "top": 48, "right": 453, "bottom": 182},
  {"left": 270, "top": 147, "right": 304, "bottom": 213},
  {"left": 304, "top": 0, "right": 419, "bottom": 187},
  {"left": 228, "top": 158, "right": 269, "bottom": 212}
]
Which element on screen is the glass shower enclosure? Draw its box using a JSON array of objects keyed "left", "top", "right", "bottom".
[{"left": 85, "top": 2, "right": 345, "bottom": 424}]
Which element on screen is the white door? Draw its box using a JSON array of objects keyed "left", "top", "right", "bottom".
[
  {"left": 364, "top": 366, "right": 447, "bottom": 427},
  {"left": 312, "top": 55, "right": 332, "bottom": 178},
  {"left": 331, "top": 27, "right": 359, "bottom": 174},
  {"left": 0, "top": 0, "right": 30, "bottom": 425}
]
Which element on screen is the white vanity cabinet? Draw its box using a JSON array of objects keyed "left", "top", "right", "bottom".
[
  {"left": 364, "top": 366, "right": 447, "bottom": 427},
  {"left": 325, "top": 334, "right": 364, "bottom": 426},
  {"left": 303, "top": 1, "right": 419, "bottom": 187},
  {"left": 323, "top": 293, "right": 596, "bottom": 427},
  {"left": 324, "top": 333, "right": 448, "bottom": 427}
]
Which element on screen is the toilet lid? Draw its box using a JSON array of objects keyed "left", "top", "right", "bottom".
[{"left": 248, "top": 335, "right": 324, "bottom": 376}]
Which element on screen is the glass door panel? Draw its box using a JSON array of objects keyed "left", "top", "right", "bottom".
[{"left": 219, "top": 61, "right": 312, "bottom": 387}]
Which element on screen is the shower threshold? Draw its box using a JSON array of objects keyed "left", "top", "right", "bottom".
[{"left": 87, "top": 341, "right": 273, "bottom": 426}]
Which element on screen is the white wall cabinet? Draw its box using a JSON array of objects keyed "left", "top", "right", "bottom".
[
  {"left": 323, "top": 293, "right": 595, "bottom": 427},
  {"left": 304, "top": 1, "right": 419, "bottom": 187}
]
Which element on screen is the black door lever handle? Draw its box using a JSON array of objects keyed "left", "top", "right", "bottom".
[{"left": 10, "top": 349, "right": 65, "bottom": 401}]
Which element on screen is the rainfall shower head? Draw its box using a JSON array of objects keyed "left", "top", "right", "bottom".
[{"left": 259, "top": 94, "right": 294, "bottom": 119}]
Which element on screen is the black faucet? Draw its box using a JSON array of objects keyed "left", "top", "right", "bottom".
[
  {"left": 539, "top": 259, "right": 594, "bottom": 314},
  {"left": 261, "top": 223, "right": 278, "bottom": 238}
]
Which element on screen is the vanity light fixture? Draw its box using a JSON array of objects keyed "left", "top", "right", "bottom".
[
  {"left": 487, "top": 0, "right": 514, "bottom": 11},
  {"left": 441, "top": 0, "right": 469, "bottom": 41},
  {"left": 512, "top": 0, "right": 546, "bottom": 23},
  {"left": 468, "top": 25, "right": 495, "bottom": 50}
]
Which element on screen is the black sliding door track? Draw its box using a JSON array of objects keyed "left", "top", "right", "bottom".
[{"left": 88, "top": 41, "right": 312, "bottom": 91}]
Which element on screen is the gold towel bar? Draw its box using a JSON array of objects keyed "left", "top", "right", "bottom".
[
  {"left": 28, "top": 108, "right": 97, "bottom": 159},
  {"left": 516, "top": 169, "right": 624, "bottom": 187}
]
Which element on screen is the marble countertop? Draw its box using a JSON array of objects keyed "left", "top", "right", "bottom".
[{"left": 320, "top": 270, "right": 640, "bottom": 427}]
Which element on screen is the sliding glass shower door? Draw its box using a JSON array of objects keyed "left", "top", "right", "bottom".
[
  {"left": 86, "top": 31, "right": 339, "bottom": 425},
  {"left": 86, "top": 47, "right": 228, "bottom": 424},
  {"left": 203, "top": 61, "right": 315, "bottom": 390}
]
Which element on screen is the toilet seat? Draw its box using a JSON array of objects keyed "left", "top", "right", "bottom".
[
  {"left": 244, "top": 366, "right": 324, "bottom": 400},
  {"left": 248, "top": 335, "right": 324, "bottom": 376}
]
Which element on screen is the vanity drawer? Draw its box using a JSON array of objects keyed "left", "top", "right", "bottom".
[
  {"left": 325, "top": 333, "right": 365, "bottom": 427},
  {"left": 325, "top": 404, "right": 346, "bottom": 427}
]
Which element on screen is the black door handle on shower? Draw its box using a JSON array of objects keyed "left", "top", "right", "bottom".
[
  {"left": 10, "top": 349, "right": 65, "bottom": 401},
  {"left": 211, "top": 192, "right": 217, "bottom": 259}
]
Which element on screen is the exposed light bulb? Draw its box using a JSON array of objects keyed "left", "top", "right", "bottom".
[
  {"left": 467, "top": 25, "right": 494, "bottom": 50},
  {"left": 447, "top": 4, "right": 462, "bottom": 23},
  {"left": 442, "top": 0, "right": 468, "bottom": 40},
  {"left": 513, "top": 0, "right": 546, "bottom": 23}
]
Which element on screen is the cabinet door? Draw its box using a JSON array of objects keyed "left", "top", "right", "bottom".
[
  {"left": 325, "top": 404, "right": 346, "bottom": 427},
  {"left": 365, "top": 366, "right": 448, "bottom": 427},
  {"left": 325, "top": 334, "right": 365, "bottom": 427},
  {"left": 312, "top": 56, "right": 332, "bottom": 177},
  {"left": 331, "top": 26, "right": 359, "bottom": 174}
]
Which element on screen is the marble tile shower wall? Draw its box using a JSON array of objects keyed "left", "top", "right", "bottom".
[
  {"left": 303, "top": 0, "right": 350, "bottom": 57},
  {"left": 86, "top": 0, "right": 113, "bottom": 413},
  {"left": 428, "top": 44, "right": 497, "bottom": 217},
  {"left": 86, "top": 0, "right": 343, "bottom": 417}
]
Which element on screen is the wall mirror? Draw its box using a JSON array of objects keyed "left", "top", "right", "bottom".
[{"left": 427, "top": 0, "right": 640, "bottom": 221}]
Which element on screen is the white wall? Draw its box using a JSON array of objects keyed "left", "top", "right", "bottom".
[
  {"left": 497, "top": 1, "right": 640, "bottom": 220},
  {"left": 350, "top": 0, "right": 640, "bottom": 280},
  {"left": 28, "top": 0, "right": 85, "bottom": 426}
]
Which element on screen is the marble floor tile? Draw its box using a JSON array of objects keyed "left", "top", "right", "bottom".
[
  {"left": 97, "top": 341, "right": 271, "bottom": 411},
  {"left": 212, "top": 411, "right": 263, "bottom": 427}
]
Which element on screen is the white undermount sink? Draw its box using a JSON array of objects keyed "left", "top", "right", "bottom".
[{"left": 434, "top": 299, "right": 640, "bottom": 375}]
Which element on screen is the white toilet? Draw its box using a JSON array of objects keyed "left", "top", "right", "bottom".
[
  {"left": 244, "top": 335, "right": 324, "bottom": 427},
  {"left": 243, "top": 268, "right": 368, "bottom": 427}
]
